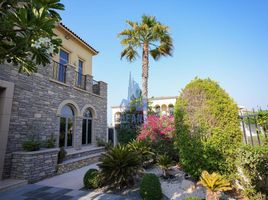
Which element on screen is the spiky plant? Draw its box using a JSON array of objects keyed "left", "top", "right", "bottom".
[
  {"left": 157, "top": 154, "right": 172, "bottom": 178},
  {"left": 127, "top": 140, "right": 154, "bottom": 166},
  {"left": 98, "top": 145, "right": 141, "bottom": 189},
  {"left": 198, "top": 171, "right": 232, "bottom": 200}
]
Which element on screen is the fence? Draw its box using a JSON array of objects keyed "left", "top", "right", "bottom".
[{"left": 239, "top": 108, "right": 268, "bottom": 146}]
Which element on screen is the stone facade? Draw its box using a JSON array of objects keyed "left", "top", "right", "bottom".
[
  {"left": 0, "top": 62, "right": 107, "bottom": 179},
  {"left": 11, "top": 148, "right": 59, "bottom": 183}
]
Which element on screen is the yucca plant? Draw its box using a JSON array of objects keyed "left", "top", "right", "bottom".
[
  {"left": 98, "top": 145, "right": 141, "bottom": 189},
  {"left": 127, "top": 140, "right": 154, "bottom": 167},
  {"left": 198, "top": 171, "right": 232, "bottom": 200},
  {"left": 157, "top": 154, "right": 172, "bottom": 178}
]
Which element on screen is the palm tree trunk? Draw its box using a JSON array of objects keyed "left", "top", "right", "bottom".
[{"left": 142, "top": 42, "right": 149, "bottom": 122}]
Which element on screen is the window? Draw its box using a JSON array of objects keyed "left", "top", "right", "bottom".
[
  {"left": 59, "top": 105, "right": 74, "bottom": 147},
  {"left": 77, "top": 60, "right": 83, "bottom": 86},
  {"left": 161, "top": 104, "right": 167, "bottom": 116},
  {"left": 155, "top": 105, "right": 160, "bottom": 116},
  {"left": 168, "top": 104, "right": 174, "bottom": 116},
  {"left": 58, "top": 49, "right": 69, "bottom": 82},
  {"left": 82, "top": 108, "right": 93, "bottom": 145}
]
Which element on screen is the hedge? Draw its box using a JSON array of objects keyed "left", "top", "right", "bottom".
[{"left": 175, "top": 78, "right": 242, "bottom": 178}]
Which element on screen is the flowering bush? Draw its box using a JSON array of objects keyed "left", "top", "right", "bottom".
[
  {"left": 137, "top": 115, "right": 175, "bottom": 142},
  {"left": 137, "top": 115, "right": 178, "bottom": 161}
]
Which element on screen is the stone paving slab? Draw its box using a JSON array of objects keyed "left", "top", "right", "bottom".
[
  {"left": 0, "top": 184, "right": 143, "bottom": 200},
  {"left": 36, "top": 163, "right": 98, "bottom": 190}
]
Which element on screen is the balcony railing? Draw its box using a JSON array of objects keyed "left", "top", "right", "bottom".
[
  {"left": 50, "top": 60, "right": 103, "bottom": 96},
  {"left": 93, "top": 79, "right": 100, "bottom": 95},
  {"left": 52, "top": 61, "right": 67, "bottom": 83},
  {"left": 75, "top": 72, "right": 86, "bottom": 90}
]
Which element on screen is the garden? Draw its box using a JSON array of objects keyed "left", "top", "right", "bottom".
[{"left": 83, "top": 78, "right": 268, "bottom": 200}]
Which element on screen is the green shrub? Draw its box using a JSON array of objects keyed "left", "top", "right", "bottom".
[
  {"left": 42, "top": 134, "right": 55, "bottom": 148},
  {"left": 98, "top": 145, "right": 141, "bottom": 189},
  {"left": 184, "top": 197, "right": 200, "bottom": 200},
  {"left": 57, "top": 147, "right": 67, "bottom": 164},
  {"left": 117, "top": 128, "right": 137, "bottom": 145},
  {"left": 22, "top": 139, "right": 40, "bottom": 151},
  {"left": 127, "top": 140, "right": 154, "bottom": 167},
  {"left": 157, "top": 154, "right": 172, "bottom": 178},
  {"left": 83, "top": 169, "right": 102, "bottom": 189},
  {"left": 96, "top": 138, "right": 113, "bottom": 150},
  {"left": 175, "top": 78, "right": 242, "bottom": 179},
  {"left": 150, "top": 138, "right": 178, "bottom": 162},
  {"left": 140, "top": 173, "right": 162, "bottom": 200},
  {"left": 237, "top": 144, "right": 268, "bottom": 199}
]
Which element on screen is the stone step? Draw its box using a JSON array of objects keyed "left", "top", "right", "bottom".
[
  {"left": 64, "top": 146, "right": 105, "bottom": 161},
  {"left": 0, "top": 179, "right": 28, "bottom": 192},
  {"left": 57, "top": 152, "right": 103, "bottom": 175}
]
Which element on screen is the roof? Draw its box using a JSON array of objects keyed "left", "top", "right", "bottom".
[
  {"left": 148, "top": 96, "right": 177, "bottom": 100},
  {"left": 58, "top": 22, "right": 99, "bottom": 55}
]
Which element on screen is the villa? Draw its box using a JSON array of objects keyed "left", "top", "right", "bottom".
[
  {"left": 111, "top": 96, "right": 176, "bottom": 127},
  {"left": 0, "top": 23, "right": 107, "bottom": 182}
]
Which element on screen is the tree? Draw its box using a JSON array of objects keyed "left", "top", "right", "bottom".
[
  {"left": 118, "top": 15, "right": 173, "bottom": 121},
  {"left": 0, "top": 0, "right": 64, "bottom": 74}
]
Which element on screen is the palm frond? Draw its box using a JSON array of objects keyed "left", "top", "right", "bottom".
[{"left": 120, "top": 46, "right": 139, "bottom": 62}]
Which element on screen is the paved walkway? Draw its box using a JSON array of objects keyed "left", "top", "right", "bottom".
[
  {"left": 0, "top": 163, "right": 141, "bottom": 200},
  {"left": 0, "top": 184, "right": 134, "bottom": 200},
  {"left": 36, "top": 163, "right": 98, "bottom": 190}
]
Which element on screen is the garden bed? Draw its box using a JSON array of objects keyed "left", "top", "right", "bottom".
[
  {"left": 146, "top": 165, "right": 206, "bottom": 200},
  {"left": 11, "top": 148, "right": 59, "bottom": 183}
]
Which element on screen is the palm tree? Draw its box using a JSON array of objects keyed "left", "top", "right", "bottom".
[{"left": 118, "top": 15, "right": 173, "bottom": 120}]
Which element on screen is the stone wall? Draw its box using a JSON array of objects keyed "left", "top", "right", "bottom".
[
  {"left": 11, "top": 148, "right": 59, "bottom": 183},
  {"left": 0, "top": 62, "right": 107, "bottom": 178}
]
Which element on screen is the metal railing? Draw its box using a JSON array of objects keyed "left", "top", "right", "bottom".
[
  {"left": 52, "top": 61, "right": 67, "bottom": 83},
  {"left": 75, "top": 72, "right": 86, "bottom": 90},
  {"left": 92, "top": 79, "right": 100, "bottom": 95},
  {"left": 240, "top": 108, "right": 268, "bottom": 146}
]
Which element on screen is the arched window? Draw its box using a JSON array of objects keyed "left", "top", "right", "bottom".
[
  {"left": 82, "top": 108, "right": 93, "bottom": 145},
  {"left": 168, "top": 104, "right": 174, "bottom": 116},
  {"left": 161, "top": 104, "right": 167, "bottom": 116},
  {"left": 155, "top": 105, "right": 160, "bottom": 116},
  {"left": 59, "top": 105, "right": 74, "bottom": 147}
]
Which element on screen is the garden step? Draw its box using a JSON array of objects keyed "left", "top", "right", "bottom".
[
  {"left": 57, "top": 152, "right": 103, "bottom": 175},
  {"left": 64, "top": 146, "right": 105, "bottom": 160}
]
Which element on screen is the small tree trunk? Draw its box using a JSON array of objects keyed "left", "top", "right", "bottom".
[{"left": 142, "top": 42, "right": 149, "bottom": 122}]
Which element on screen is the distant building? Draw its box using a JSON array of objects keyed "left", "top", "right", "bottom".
[{"left": 111, "top": 96, "right": 177, "bottom": 127}]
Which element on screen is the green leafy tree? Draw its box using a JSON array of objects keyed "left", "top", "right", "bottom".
[
  {"left": 118, "top": 15, "right": 173, "bottom": 120},
  {"left": 0, "top": 0, "right": 64, "bottom": 74},
  {"left": 175, "top": 78, "right": 242, "bottom": 178}
]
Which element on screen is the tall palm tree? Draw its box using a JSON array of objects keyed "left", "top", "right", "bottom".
[{"left": 118, "top": 15, "right": 173, "bottom": 121}]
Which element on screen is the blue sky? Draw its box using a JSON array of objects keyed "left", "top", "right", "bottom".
[{"left": 59, "top": 0, "right": 268, "bottom": 124}]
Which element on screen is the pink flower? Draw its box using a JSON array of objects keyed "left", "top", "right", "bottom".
[{"left": 137, "top": 115, "right": 175, "bottom": 142}]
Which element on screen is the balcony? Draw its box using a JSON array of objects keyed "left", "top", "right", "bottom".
[
  {"left": 52, "top": 61, "right": 67, "bottom": 83},
  {"left": 92, "top": 80, "right": 100, "bottom": 95},
  {"left": 75, "top": 72, "right": 86, "bottom": 90},
  {"left": 50, "top": 60, "right": 105, "bottom": 97}
]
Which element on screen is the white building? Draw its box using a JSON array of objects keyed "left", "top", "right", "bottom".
[{"left": 111, "top": 96, "right": 177, "bottom": 127}]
